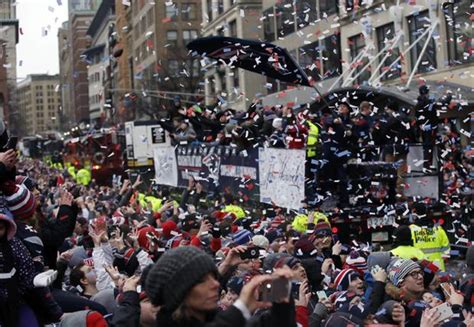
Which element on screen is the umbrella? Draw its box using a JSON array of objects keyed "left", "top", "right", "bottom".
[{"left": 186, "top": 36, "right": 312, "bottom": 87}]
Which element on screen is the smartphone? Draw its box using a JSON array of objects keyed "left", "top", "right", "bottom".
[
  {"left": 240, "top": 247, "right": 260, "bottom": 260},
  {"left": 433, "top": 302, "right": 453, "bottom": 321},
  {"left": 440, "top": 282, "right": 451, "bottom": 301},
  {"left": 316, "top": 290, "right": 328, "bottom": 301},
  {"left": 258, "top": 277, "right": 291, "bottom": 302},
  {"left": 291, "top": 282, "right": 301, "bottom": 299},
  {"left": 4, "top": 136, "right": 18, "bottom": 150}
]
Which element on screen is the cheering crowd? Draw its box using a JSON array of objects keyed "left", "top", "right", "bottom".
[{"left": 0, "top": 88, "right": 473, "bottom": 327}]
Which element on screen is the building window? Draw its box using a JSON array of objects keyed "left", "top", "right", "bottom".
[
  {"left": 296, "top": 0, "right": 316, "bottom": 30},
  {"left": 321, "top": 34, "right": 341, "bottom": 79},
  {"left": 407, "top": 11, "right": 437, "bottom": 73},
  {"left": 299, "top": 42, "right": 321, "bottom": 82},
  {"left": 376, "top": 23, "right": 401, "bottom": 80},
  {"left": 275, "top": 0, "right": 296, "bottom": 38},
  {"left": 182, "top": 3, "right": 197, "bottom": 20},
  {"left": 263, "top": 8, "right": 275, "bottom": 42},
  {"left": 140, "top": 15, "right": 147, "bottom": 35},
  {"left": 147, "top": 8, "right": 154, "bottom": 27},
  {"left": 165, "top": 5, "right": 177, "bottom": 20},
  {"left": 168, "top": 59, "right": 179, "bottom": 76},
  {"left": 217, "top": 0, "right": 224, "bottom": 14},
  {"left": 444, "top": 0, "right": 473, "bottom": 65},
  {"left": 299, "top": 34, "right": 341, "bottom": 83},
  {"left": 349, "top": 33, "right": 370, "bottom": 85},
  {"left": 166, "top": 30, "right": 178, "bottom": 47},
  {"left": 206, "top": 0, "right": 213, "bottom": 22},
  {"left": 318, "top": 0, "right": 337, "bottom": 17},
  {"left": 183, "top": 30, "right": 198, "bottom": 44},
  {"left": 228, "top": 20, "right": 237, "bottom": 38}
]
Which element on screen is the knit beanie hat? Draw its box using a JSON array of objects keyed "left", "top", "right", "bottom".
[
  {"left": 137, "top": 226, "right": 160, "bottom": 251},
  {"left": 251, "top": 235, "right": 269, "bottom": 249},
  {"left": 294, "top": 238, "right": 318, "bottom": 259},
  {"left": 314, "top": 219, "right": 331, "bottom": 237},
  {"left": 145, "top": 246, "right": 217, "bottom": 311},
  {"left": 232, "top": 229, "right": 253, "bottom": 246},
  {"left": 394, "top": 225, "right": 413, "bottom": 246},
  {"left": 367, "top": 251, "right": 392, "bottom": 271},
  {"left": 387, "top": 258, "right": 420, "bottom": 287},
  {"left": 15, "top": 175, "right": 37, "bottom": 191},
  {"left": 334, "top": 268, "right": 359, "bottom": 291},
  {"left": 274, "top": 256, "right": 301, "bottom": 270},
  {"left": 374, "top": 300, "right": 398, "bottom": 324},
  {"left": 0, "top": 206, "right": 16, "bottom": 240},
  {"left": 344, "top": 250, "right": 368, "bottom": 275},
  {"left": 1, "top": 182, "right": 36, "bottom": 220},
  {"left": 226, "top": 275, "right": 244, "bottom": 295},
  {"left": 161, "top": 220, "right": 178, "bottom": 239},
  {"left": 262, "top": 253, "right": 290, "bottom": 272},
  {"left": 419, "top": 259, "right": 439, "bottom": 289},
  {"left": 265, "top": 228, "right": 284, "bottom": 244}
]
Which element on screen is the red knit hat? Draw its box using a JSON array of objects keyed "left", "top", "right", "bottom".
[
  {"left": 137, "top": 226, "right": 160, "bottom": 250},
  {"left": 161, "top": 220, "right": 178, "bottom": 239},
  {"left": 334, "top": 268, "right": 359, "bottom": 291},
  {"left": 1, "top": 182, "right": 36, "bottom": 220},
  {"left": 86, "top": 311, "right": 107, "bottom": 327}
]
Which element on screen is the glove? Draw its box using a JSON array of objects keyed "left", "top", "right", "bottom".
[{"left": 33, "top": 269, "right": 58, "bottom": 288}]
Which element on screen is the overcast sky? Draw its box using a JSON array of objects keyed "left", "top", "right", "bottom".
[{"left": 16, "top": 0, "right": 68, "bottom": 80}]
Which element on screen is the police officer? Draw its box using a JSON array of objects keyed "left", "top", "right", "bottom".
[{"left": 409, "top": 203, "right": 450, "bottom": 270}]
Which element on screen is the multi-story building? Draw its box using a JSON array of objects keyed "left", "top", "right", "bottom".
[
  {"left": 61, "top": 0, "right": 100, "bottom": 126},
  {"left": 259, "top": 0, "right": 473, "bottom": 106},
  {"left": 17, "top": 74, "right": 61, "bottom": 135},
  {"left": 83, "top": 0, "right": 116, "bottom": 124},
  {"left": 112, "top": 0, "right": 133, "bottom": 122},
  {"left": 201, "top": 0, "right": 265, "bottom": 111},
  {"left": 0, "top": 0, "right": 19, "bottom": 132},
  {"left": 58, "top": 22, "right": 72, "bottom": 131}
]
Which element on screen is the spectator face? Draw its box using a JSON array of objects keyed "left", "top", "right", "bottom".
[
  {"left": 338, "top": 104, "right": 350, "bottom": 116},
  {"left": 140, "top": 297, "right": 159, "bottom": 325},
  {"left": 348, "top": 276, "right": 364, "bottom": 295},
  {"left": 220, "top": 290, "right": 239, "bottom": 307},
  {"left": 400, "top": 269, "right": 424, "bottom": 294},
  {"left": 80, "top": 265, "right": 97, "bottom": 286},
  {"left": 361, "top": 105, "right": 372, "bottom": 116},
  {"left": 184, "top": 273, "right": 220, "bottom": 312},
  {"left": 313, "top": 234, "right": 332, "bottom": 251},
  {"left": 286, "top": 237, "right": 298, "bottom": 256},
  {"left": 292, "top": 263, "right": 307, "bottom": 282}
]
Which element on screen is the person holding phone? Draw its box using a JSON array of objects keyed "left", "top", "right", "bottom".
[{"left": 145, "top": 246, "right": 297, "bottom": 327}]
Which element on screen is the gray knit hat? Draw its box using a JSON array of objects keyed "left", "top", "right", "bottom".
[
  {"left": 145, "top": 246, "right": 217, "bottom": 311},
  {"left": 387, "top": 258, "right": 420, "bottom": 287},
  {"left": 367, "top": 251, "right": 392, "bottom": 271}
]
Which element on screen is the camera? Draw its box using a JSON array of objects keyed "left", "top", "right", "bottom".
[{"left": 240, "top": 247, "right": 260, "bottom": 260}]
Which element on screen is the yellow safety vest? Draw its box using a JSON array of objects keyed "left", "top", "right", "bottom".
[
  {"left": 306, "top": 120, "right": 319, "bottom": 158},
  {"left": 76, "top": 168, "right": 92, "bottom": 186},
  {"left": 223, "top": 205, "right": 246, "bottom": 219},
  {"left": 292, "top": 212, "right": 330, "bottom": 233},
  {"left": 410, "top": 224, "right": 450, "bottom": 270},
  {"left": 390, "top": 245, "right": 426, "bottom": 261}
]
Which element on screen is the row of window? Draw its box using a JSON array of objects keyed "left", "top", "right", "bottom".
[
  {"left": 165, "top": 3, "right": 198, "bottom": 21},
  {"left": 214, "top": 20, "right": 237, "bottom": 38},
  {"left": 206, "top": 0, "right": 237, "bottom": 22},
  {"left": 166, "top": 30, "right": 198, "bottom": 47},
  {"left": 263, "top": 6, "right": 472, "bottom": 87},
  {"left": 263, "top": 0, "right": 337, "bottom": 41},
  {"left": 89, "top": 94, "right": 101, "bottom": 105},
  {"left": 133, "top": 8, "right": 154, "bottom": 40},
  {"left": 134, "top": 35, "right": 155, "bottom": 63},
  {"left": 89, "top": 72, "right": 101, "bottom": 83}
]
